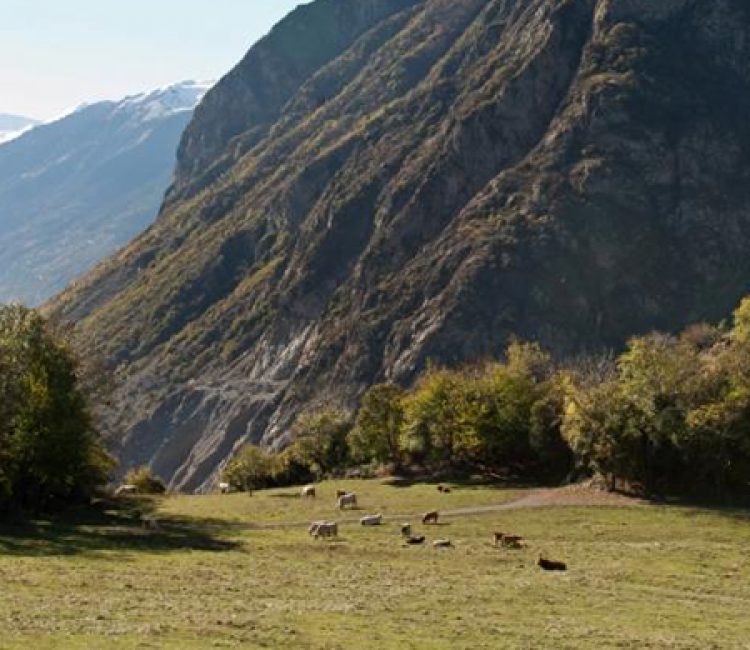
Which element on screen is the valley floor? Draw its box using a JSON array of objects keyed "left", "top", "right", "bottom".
[{"left": 1, "top": 480, "right": 749, "bottom": 649}]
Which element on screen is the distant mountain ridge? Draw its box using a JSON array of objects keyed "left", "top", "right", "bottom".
[
  {"left": 49, "top": 0, "right": 750, "bottom": 491},
  {"left": 0, "top": 113, "right": 40, "bottom": 144},
  {"left": 0, "top": 81, "right": 211, "bottom": 305}
]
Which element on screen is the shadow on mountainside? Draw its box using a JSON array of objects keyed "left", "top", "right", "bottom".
[{"left": 0, "top": 497, "right": 241, "bottom": 558}]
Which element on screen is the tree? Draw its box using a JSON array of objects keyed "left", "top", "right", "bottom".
[
  {"left": 290, "top": 408, "right": 351, "bottom": 475},
  {"left": 402, "top": 368, "right": 470, "bottom": 465},
  {"left": 223, "top": 445, "right": 278, "bottom": 491},
  {"left": 616, "top": 334, "right": 699, "bottom": 493},
  {"left": 561, "top": 378, "right": 640, "bottom": 490},
  {"left": 348, "top": 383, "right": 405, "bottom": 467},
  {"left": 0, "top": 305, "right": 114, "bottom": 515}
]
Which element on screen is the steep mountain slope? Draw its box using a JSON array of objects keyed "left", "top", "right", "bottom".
[
  {"left": 50, "top": 0, "right": 750, "bottom": 491},
  {"left": 0, "top": 113, "right": 40, "bottom": 144},
  {"left": 0, "top": 82, "right": 210, "bottom": 305}
]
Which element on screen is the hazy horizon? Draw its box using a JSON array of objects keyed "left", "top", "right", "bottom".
[{"left": 1, "top": 0, "right": 305, "bottom": 120}]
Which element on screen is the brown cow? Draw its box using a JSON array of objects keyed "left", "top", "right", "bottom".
[
  {"left": 422, "top": 510, "right": 439, "bottom": 525},
  {"left": 502, "top": 535, "right": 524, "bottom": 549},
  {"left": 538, "top": 555, "right": 567, "bottom": 571}
]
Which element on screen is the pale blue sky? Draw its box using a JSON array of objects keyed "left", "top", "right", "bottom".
[{"left": 1, "top": 0, "right": 305, "bottom": 120}]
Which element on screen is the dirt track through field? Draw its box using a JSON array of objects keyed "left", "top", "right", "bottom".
[{"left": 198, "top": 485, "right": 647, "bottom": 532}]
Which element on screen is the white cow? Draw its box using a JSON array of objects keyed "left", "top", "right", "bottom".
[
  {"left": 360, "top": 513, "right": 383, "bottom": 526},
  {"left": 114, "top": 484, "right": 138, "bottom": 497},
  {"left": 219, "top": 482, "right": 231, "bottom": 494},
  {"left": 337, "top": 492, "right": 357, "bottom": 509},
  {"left": 301, "top": 485, "right": 316, "bottom": 498},
  {"left": 310, "top": 521, "right": 338, "bottom": 539},
  {"left": 433, "top": 539, "right": 453, "bottom": 548}
]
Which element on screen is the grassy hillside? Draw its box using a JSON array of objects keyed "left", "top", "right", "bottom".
[{"left": 2, "top": 480, "right": 750, "bottom": 648}]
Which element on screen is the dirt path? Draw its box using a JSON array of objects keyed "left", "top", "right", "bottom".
[{"left": 217, "top": 484, "right": 646, "bottom": 531}]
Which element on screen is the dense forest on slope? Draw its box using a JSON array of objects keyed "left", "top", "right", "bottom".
[{"left": 49, "top": 0, "right": 750, "bottom": 491}]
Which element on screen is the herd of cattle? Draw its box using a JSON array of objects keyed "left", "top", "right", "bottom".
[
  {"left": 114, "top": 480, "right": 566, "bottom": 571},
  {"left": 299, "top": 483, "right": 567, "bottom": 570}
]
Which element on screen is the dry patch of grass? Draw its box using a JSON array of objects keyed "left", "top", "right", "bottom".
[{"left": 1, "top": 480, "right": 750, "bottom": 648}]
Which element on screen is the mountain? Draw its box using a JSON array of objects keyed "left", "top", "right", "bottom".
[
  {"left": 0, "top": 81, "right": 211, "bottom": 305},
  {"left": 49, "top": 0, "right": 750, "bottom": 491},
  {"left": 0, "top": 113, "right": 40, "bottom": 144}
]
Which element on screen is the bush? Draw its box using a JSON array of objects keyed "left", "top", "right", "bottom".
[
  {"left": 222, "top": 445, "right": 278, "bottom": 492},
  {"left": 124, "top": 466, "right": 167, "bottom": 495}
]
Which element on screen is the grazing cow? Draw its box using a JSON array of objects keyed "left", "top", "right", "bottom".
[
  {"left": 219, "top": 482, "right": 231, "bottom": 494},
  {"left": 538, "top": 556, "right": 567, "bottom": 571},
  {"left": 433, "top": 539, "right": 453, "bottom": 548},
  {"left": 405, "top": 535, "right": 426, "bottom": 545},
  {"left": 308, "top": 521, "right": 326, "bottom": 536},
  {"left": 442, "top": 487, "right": 452, "bottom": 493},
  {"left": 360, "top": 513, "right": 383, "bottom": 526},
  {"left": 336, "top": 489, "right": 348, "bottom": 499},
  {"left": 437, "top": 485, "right": 445, "bottom": 492},
  {"left": 422, "top": 510, "right": 439, "bottom": 525},
  {"left": 301, "top": 485, "right": 316, "bottom": 498},
  {"left": 115, "top": 484, "right": 138, "bottom": 497},
  {"left": 311, "top": 522, "right": 338, "bottom": 539},
  {"left": 502, "top": 535, "right": 524, "bottom": 549},
  {"left": 337, "top": 493, "right": 357, "bottom": 509},
  {"left": 401, "top": 523, "right": 412, "bottom": 538}
]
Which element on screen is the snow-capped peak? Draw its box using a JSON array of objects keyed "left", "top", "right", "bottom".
[{"left": 115, "top": 80, "right": 213, "bottom": 122}]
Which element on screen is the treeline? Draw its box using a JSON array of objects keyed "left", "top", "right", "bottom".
[
  {"left": 227, "top": 298, "right": 750, "bottom": 500},
  {"left": 0, "top": 305, "right": 113, "bottom": 517}
]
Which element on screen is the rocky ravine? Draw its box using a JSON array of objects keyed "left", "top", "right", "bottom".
[{"left": 49, "top": 0, "right": 750, "bottom": 491}]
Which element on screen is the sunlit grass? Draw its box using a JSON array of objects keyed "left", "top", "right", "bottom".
[{"left": 1, "top": 480, "right": 750, "bottom": 648}]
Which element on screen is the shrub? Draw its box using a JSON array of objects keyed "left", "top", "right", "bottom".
[
  {"left": 125, "top": 466, "right": 167, "bottom": 495},
  {"left": 222, "top": 445, "right": 278, "bottom": 492}
]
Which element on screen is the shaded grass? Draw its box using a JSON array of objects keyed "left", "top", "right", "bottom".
[{"left": 1, "top": 480, "right": 750, "bottom": 648}]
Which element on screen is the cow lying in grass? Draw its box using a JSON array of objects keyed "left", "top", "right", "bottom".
[
  {"left": 494, "top": 532, "right": 523, "bottom": 548},
  {"left": 360, "top": 513, "right": 383, "bottom": 526},
  {"left": 538, "top": 555, "right": 567, "bottom": 571}
]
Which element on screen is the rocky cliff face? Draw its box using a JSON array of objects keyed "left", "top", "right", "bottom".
[{"left": 49, "top": 0, "right": 750, "bottom": 491}]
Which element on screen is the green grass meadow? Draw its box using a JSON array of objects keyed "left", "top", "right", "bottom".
[{"left": 1, "top": 480, "right": 750, "bottom": 649}]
